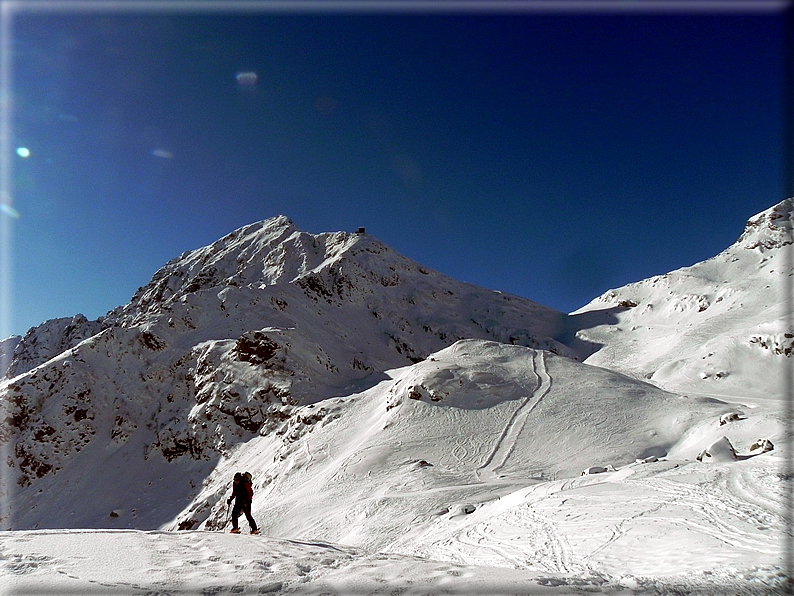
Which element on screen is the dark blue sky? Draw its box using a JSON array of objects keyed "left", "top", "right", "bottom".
[{"left": 5, "top": 2, "right": 789, "bottom": 337}]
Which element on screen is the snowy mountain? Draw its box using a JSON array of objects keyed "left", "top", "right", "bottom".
[
  {"left": 0, "top": 217, "right": 580, "bottom": 492},
  {"left": 573, "top": 198, "right": 792, "bottom": 401},
  {"left": 3, "top": 314, "right": 103, "bottom": 379},
  {"left": 0, "top": 334, "right": 21, "bottom": 377},
  {"left": 0, "top": 203, "right": 788, "bottom": 594}
]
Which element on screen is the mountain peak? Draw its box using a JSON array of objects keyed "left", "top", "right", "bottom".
[
  {"left": 736, "top": 197, "right": 793, "bottom": 251},
  {"left": 108, "top": 218, "right": 368, "bottom": 323},
  {"left": 216, "top": 215, "right": 298, "bottom": 245}
]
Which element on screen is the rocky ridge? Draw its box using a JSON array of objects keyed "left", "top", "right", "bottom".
[{"left": 0, "top": 218, "right": 579, "bottom": 491}]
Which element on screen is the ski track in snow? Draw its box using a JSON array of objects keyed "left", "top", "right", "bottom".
[
  {"left": 450, "top": 505, "right": 584, "bottom": 575},
  {"left": 477, "top": 350, "right": 551, "bottom": 482},
  {"left": 398, "top": 453, "right": 786, "bottom": 584},
  {"left": 0, "top": 530, "right": 360, "bottom": 595},
  {"left": 622, "top": 468, "right": 783, "bottom": 555},
  {"left": 1, "top": 529, "right": 589, "bottom": 596}
]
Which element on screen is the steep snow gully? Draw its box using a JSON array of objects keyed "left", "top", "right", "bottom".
[{"left": 0, "top": 200, "right": 791, "bottom": 594}]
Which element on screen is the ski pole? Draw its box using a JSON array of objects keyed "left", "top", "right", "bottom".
[{"left": 222, "top": 501, "right": 231, "bottom": 529}]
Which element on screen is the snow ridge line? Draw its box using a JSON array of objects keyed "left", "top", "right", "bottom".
[{"left": 477, "top": 351, "right": 552, "bottom": 481}]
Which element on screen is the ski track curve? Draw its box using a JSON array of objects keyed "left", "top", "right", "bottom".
[
  {"left": 585, "top": 466, "right": 784, "bottom": 562},
  {"left": 424, "top": 500, "right": 593, "bottom": 577},
  {"left": 477, "top": 350, "right": 552, "bottom": 482}
]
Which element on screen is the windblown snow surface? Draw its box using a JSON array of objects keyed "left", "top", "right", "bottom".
[{"left": 0, "top": 201, "right": 791, "bottom": 595}]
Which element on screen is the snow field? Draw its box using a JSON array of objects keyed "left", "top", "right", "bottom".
[{"left": 2, "top": 203, "right": 791, "bottom": 594}]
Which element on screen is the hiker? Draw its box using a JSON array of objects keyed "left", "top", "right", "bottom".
[{"left": 227, "top": 471, "right": 259, "bottom": 535}]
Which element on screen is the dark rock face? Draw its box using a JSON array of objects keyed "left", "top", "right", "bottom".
[{"left": 234, "top": 332, "right": 281, "bottom": 365}]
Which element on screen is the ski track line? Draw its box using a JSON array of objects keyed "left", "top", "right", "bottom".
[
  {"left": 452, "top": 435, "right": 469, "bottom": 464},
  {"left": 477, "top": 350, "right": 552, "bottom": 482},
  {"left": 585, "top": 498, "right": 670, "bottom": 561},
  {"left": 446, "top": 503, "right": 584, "bottom": 575},
  {"left": 726, "top": 464, "right": 785, "bottom": 517},
  {"left": 623, "top": 471, "right": 782, "bottom": 555},
  {"left": 583, "top": 466, "right": 783, "bottom": 564}
]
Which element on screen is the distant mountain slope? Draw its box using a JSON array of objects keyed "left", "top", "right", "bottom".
[
  {"left": 3, "top": 315, "right": 101, "bottom": 378},
  {"left": 0, "top": 218, "right": 581, "bottom": 497},
  {"left": 0, "top": 335, "right": 21, "bottom": 377},
  {"left": 572, "top": 198, "right": 792, "bottom": 400}
]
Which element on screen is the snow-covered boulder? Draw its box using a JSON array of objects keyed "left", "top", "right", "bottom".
[
  {"left": 582, "top": 465, "right": 615, "bottom": 476},
  {"left": 696, "top": 436, "right": 737, "bottom": 463},
  {"left": 635, "top": 455, "right": 659, "bottom": 464},
  {"left": 719, "top": 412, "right": 746, "bottom": 426}
]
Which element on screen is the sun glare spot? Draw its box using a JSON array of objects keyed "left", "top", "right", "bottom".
[
  {"left": 16, "top": 147, "right": 30, "bottom": 158},
  {"left": 235, "top": 71, "right": 258, "bottom": 86},
  {"left": 1, "top": 204, "right": 20, "bottom": 219}
]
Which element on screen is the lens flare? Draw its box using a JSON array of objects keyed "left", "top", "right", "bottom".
[
  {"left": 15, "top": 146, "right": 29, "bottom": 158},
  {"left": 235, "top": 71, "right": 258, "bottom": 86},
  {"left": 0, "top": 203, "right": 18, "bottom": 219}
]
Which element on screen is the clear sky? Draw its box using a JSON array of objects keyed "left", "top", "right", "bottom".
[{"left": 3, "top": 1, "right": 790, "bottom": 338}]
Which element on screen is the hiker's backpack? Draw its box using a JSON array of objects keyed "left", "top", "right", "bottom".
[{"left": 243, "top": 471, "right": 254, "bottom": 500}]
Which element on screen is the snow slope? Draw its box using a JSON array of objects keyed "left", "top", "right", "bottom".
[
  {"left": 0, "top": 203, "right": 789, "bottom": 595},
  {"left": 0, "top": 529, "right": 608, "bottom": 595},
  {"left": 573, "top": 199, "right": 793, "bottom": 402},
  {"left": 0, "top": 340, "right": 785, "bottom": 594}
]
